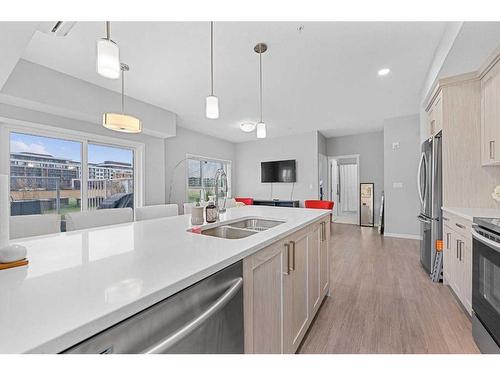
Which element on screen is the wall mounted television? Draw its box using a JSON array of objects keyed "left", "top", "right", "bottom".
[{"left": 261, "top": 160, "right": 296, "bottom": 183}]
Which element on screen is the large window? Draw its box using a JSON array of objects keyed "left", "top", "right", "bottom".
[
  {"left": 187, "top": 155, "right": 231, "bottom": 203},
  {"left": 8, "top": 128, "right": 141, "bottom": 218}
]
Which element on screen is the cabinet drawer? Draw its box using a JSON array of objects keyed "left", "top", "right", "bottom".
[{"left": 442, "top": 212, "right": 471, "bottom": 238}]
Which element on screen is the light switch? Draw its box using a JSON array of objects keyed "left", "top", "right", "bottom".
[
  {"left": 393, "top": 182, "right": 403, "bottom": 188},
  {"left": 392, "top": 142, "right": 400, "bottom": 150},
  {"left": 309, "top": 184, "right": 313, "bottom": 189}
]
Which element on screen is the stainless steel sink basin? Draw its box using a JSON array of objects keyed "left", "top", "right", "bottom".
[
  {"left": 201, "top": 226, "right": 257, "bottom": 239},
  {"left": 229, "top": 218, "right": 284, "bottom": 232}
]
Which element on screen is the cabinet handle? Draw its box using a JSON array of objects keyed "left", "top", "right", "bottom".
[
  {"left": 456, "top": 240, "right": 459, "bottom": 259},
  {"left": 490, "top": 140, "right": 496, "bottom": 160},
  {"left": 446, "top": 233, "right": 451, "bottom": 249},
  {"left": 284, "top": 243, "right": 291, "bottom": 275},
  {"left": 455, "top": 223, "right": 465, "bottom": 230},
  {"left": 290, "top": 241, "right": 296, "bottom": 271},
  {"left": 459, "top": 241, "right": 463, "bottom": 262},
  {"left": 321, "top": 222, "right": 325, "bottom": 241}
]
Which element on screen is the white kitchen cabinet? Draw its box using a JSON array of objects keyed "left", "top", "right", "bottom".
[
  {"left": 243, "top": 216, "right": 330, "bottom": 354},
  {"left": 481, "top": 58, "right": 500, "bottom": 166},
  {"left": 442, "top": 212, "right": 472, "bottom": 316}
]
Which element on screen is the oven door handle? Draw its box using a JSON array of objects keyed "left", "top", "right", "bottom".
[
  {"left": 472, "top": 227, "right": 500, "bottom": 253},
  {"left": 142, "top": 277, "right": 243, "bottom": 354}
]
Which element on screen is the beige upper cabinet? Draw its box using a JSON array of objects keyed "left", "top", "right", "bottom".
[
  {"left": 481, "top": 59, "right": 500, "bottom": 166},
  {"left": 427, "top": 90, "right": 443, "bottom": 137}
]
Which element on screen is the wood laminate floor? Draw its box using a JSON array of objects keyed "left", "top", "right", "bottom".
[{"left": 299, "top": 223, "right": 480, "bottom": 354}]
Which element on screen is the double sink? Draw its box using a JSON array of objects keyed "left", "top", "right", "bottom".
[{"left": 199, "top": 218, "right": 285, "bottom": 239}]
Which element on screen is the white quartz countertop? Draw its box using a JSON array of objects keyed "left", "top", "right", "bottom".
[
  {"left": 0, "top": 206, "right": 330, "bottom": 354},
  {"left": 442, "top": 207, "right": 500, "bottom": 222}
]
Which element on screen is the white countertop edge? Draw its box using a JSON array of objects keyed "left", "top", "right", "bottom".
[
  {"left": 26, "top": 210, "right": 331, "bottom": 354},
  {"left": 442, "top": 206, "right": 500, "bottom": 222}
]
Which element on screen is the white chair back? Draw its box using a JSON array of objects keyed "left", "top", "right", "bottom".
[
  {"left": 9, "top": 214, "right": 61, "bottom": 239},
  {"left": 135, "top": 204, "right": 178, "bottom": 221},
  {"left": 65, "top": 208, "right": 133, "bottom": 231},
  {"left": 225, "top": 198, "right": 237, "bottom": 208}
]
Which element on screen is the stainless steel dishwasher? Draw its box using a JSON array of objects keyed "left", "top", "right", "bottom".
[{"left": 64, "top": 261, "right": 243, "bottom": 354}]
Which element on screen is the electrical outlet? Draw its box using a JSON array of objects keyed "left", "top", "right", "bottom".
[
  {"left": 392, "top": 142, "right": 400, "bottom": 150},
  {"left": 393, "top": 182, "right": 403, "bottom": 188}
]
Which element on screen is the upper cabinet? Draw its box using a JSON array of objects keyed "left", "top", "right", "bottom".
[
  {"left": 427, "top": 89, "right": 443, "bottom": 137},
  {"left": 481, "top": 59, "right": 500, "bottom": 166}
]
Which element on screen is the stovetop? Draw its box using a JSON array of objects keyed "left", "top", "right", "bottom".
[{"left": 474, "top": 217, "right": 500, "bottom": 236}]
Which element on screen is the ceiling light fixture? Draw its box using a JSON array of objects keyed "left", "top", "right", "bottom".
[
  {"left": 240, "top": 122, "right": 256, "bottom": 132},
  {"left": 255, "top": 43, "right": 268, "bottom": 139},
  {"left": 97, "top": 21, "right": 120, "bottom": 79},
  {"left": 206, "top": 21, "right": 219, "bottom": 119},
  {"left": 103, "top": 63, "right": 142, "bottom": 133},
  {"left": 378, "top": 68, "right": 391, "bottom": 76}
]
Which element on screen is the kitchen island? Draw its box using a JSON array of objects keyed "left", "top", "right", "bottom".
[{"left": 0, "top": 206, "right": 330, "bottom": 354}]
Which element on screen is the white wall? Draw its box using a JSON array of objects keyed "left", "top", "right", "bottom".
[
  {"left": 383, "top": 115, "right": 421, "bottom": 238},
  {"left": 326, "top": 131, "right": 384, "bottom": 224},
  {"left": 235, "top": 131, "right": 319, "bottom": 207},
  {"left": 165, "top": 126, "right": 236, "bottom": 213},
  {"left": 1, "top": 60, "right": 176, "bottom": 139}
]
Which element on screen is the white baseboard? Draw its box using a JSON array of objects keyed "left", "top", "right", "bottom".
[{"left": 384, "top": 232, "right": 422, "bottom": 240}]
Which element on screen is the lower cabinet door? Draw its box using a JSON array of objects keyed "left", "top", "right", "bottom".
[
  {"left": 283, "top": 231, "right": 309, "bottom": 353},
  {"left": 243, "top": 242, "right": 284, "bottom": 353},
  {"left": 308, "top": 224, "right": 321, "bottom": 315},
  {"left": 320, "top": 220, "right": 330, "bottom": 296}
]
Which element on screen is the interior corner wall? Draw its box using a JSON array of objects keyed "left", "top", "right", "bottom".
[
  {"left": 317, "top": 132, "right": 328, "bottom": 199},
  {"left": 235, "top": 131, "right": 319, "bottom": 207},
  {"left": 383, "top": 114, "right": 421, "bottom": 237},
  {"left": 165, "top": 126, "right": 236, "bottom": 213},
  {"left": 326, "top": 131, "right": 384, "bottom": 224}
]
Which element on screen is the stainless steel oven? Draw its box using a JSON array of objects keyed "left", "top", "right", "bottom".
[{"left": 472, "top": 218, "right": 500, "bottom": 353}]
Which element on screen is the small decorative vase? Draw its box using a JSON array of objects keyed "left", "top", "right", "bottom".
[
  {"left": 191, "top": 205, "right": 204, "bottom": 225},
  {"left": 206, "top": 201, "right": 218, "bottom": 223}
]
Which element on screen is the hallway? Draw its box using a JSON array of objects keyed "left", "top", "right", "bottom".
[{"left": 299, "top": 224, "right": 479, "bottom": 354}]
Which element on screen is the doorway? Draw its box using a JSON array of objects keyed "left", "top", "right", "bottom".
[{"left": 328, "top": 155, "right": 360, "bottom": 225}]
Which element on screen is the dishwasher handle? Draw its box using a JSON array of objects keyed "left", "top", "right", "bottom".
[{"left": 143, "top": 277, "right": 243, "bottom": 354}]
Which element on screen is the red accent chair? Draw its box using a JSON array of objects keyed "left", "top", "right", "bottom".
[
  {"left": 304, "top": 200, "right": 334, "bottom": 210},
  {"left": 235, "top": 197, "right": 254, "bottom": 206}
]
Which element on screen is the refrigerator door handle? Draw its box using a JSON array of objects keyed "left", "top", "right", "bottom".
[{"left": 417, "top": 152, "right": 425, "bottom": 206}]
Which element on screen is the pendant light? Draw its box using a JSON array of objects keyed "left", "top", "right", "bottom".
[
  {"left": 206, "top": 21, "right": 219, "bottom": 119},
  {"left": 103, "top": 63, "right": 142, "bottom": 133},
  {"left": 255, "top": 43, "right": 267, "bottom": 139},
  {"left": 97, "top": 21, "right": 120, "bottom": 79}
]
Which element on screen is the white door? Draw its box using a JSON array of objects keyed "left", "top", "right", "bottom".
[{"left": 330, "top": 159, "right": 339, "bottom": 217}]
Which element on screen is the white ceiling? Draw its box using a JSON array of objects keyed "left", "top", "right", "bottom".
[{"left": 20, "top": 22, "right": 447, "bottom": 142}]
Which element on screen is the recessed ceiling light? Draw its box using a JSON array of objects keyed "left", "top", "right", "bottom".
[
  {"left": 378, "top": 68, "right": 391, "bottom": 76},
  {"left": 240, "top": 122, "right": 256, "bottom": 132}
]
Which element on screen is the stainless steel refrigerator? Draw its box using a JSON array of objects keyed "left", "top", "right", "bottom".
[{"left": 417, "top": 131, "right": 442, "bottom": 276}]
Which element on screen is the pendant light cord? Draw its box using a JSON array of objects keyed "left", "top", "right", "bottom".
[
  {"left": 121, "top": 67, "right": 125, "bottom": 114},
  {"left": 106, "top": 21, "right": 111, "bottom": 40},
  {"left": 210, "top": 21, "right": 214, "bottom": 96},
  {"left": 259, "top": 50, "right": 263, "bottom": 123}
]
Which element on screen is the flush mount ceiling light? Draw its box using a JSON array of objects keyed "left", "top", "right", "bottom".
[
  {"left": 255, "top": 43, "right": 268, "bottom": 139},
  {"left": 378, "top": 68, "right": 391, "bottom": 76},
  {"left": 97, "top": 21, "right": 120, "bottom": 79},
  {"left": 206, "top": 21, "right": 219, "bottom": 119},
  {"left": 103, "top": 63, "right": 142, "bottom": 133},
  {"left": 240, "top": 122, "right": 256, "bottom": 132}
]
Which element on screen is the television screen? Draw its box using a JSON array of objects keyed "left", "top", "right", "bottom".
[{"left": 261, "top": 160, "right": 296, "bottom": 183}]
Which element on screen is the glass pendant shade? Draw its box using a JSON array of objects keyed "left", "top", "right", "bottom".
[
  {"left": 97, "top": 39, "right": 120, "bottom": 79},
  {"left": 206, "top": 95, "right": 219, "bottom": 119},
  {"left": 256, "top": 122, "right": 266, "bottom": 138},
  {"left": 103, "top": 113, "right": 142, "bottom": 133}
]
